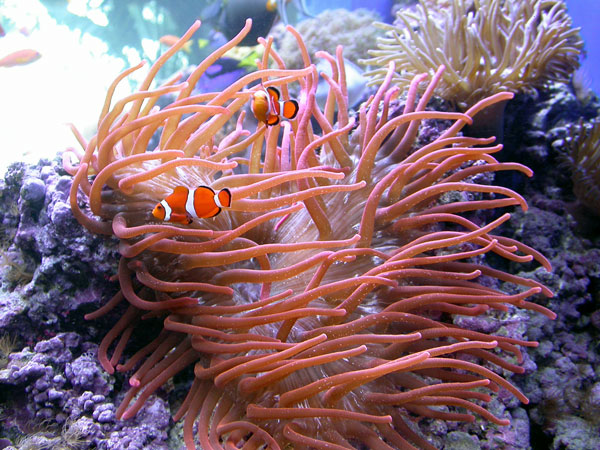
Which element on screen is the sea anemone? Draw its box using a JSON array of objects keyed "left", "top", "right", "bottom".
[
  {"left": 362, "top": 0, "right": 583, "bottom": 109},
  {"left": 64, "top": 19, "right": 554, "bottom": 449},
  {"left": 564, "top": 119, "right": 600, "bottom": 215}
]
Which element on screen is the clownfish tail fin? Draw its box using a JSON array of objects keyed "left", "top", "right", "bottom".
[
  {"left": 283, "top": 99, "right": 299, "bottom": 120},
  {"left": 218, "top": 188, "right": 232, "bottom": 208}
]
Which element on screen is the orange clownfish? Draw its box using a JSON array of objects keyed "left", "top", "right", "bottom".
[
  {"left": 152, "top": 186, "right": 232, "bottom": 225},
  {"left": 251, "top": 86, "right": 299, "bottom": 126}
]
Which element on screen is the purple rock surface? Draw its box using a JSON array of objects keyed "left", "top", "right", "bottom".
[{"left": 0, "top": 161, "right": 178, "bottom": 449}]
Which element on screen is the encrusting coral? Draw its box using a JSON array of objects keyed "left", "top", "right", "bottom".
[
  {"left": 362, "top": 0, "right": 583, "bottom": 109},
  {"left": 63, "top": 19, "right": 555, "bottom": 450},
  {"left": 277, "top": 8, "right": 383, "bottom": 69}
]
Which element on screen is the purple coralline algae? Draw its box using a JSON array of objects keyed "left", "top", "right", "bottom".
[
  {"left": 0, "top": 161, "right": 177, "bottom": 449},
  {"left": 0, "top": 330, "right": 173, "bottom": 449},
  {"left": 500, "top": 81, "right": 600, "bottom": 449}
]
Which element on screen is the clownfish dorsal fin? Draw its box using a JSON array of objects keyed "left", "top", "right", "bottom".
[
  {"left": 173, "top": 186, "right": 188, "bottom": 195},
  {"left": 266, "top": 86, "right": 281, "bottom": 101},
  {"left": 170, "top": 212, "right": 192, "bottom": 224},
  {"left": 166, "top": 186, "right": 190, "bottom": 215},
  {"left": 198, "top": 185, "right": 216, "bottom": 195}
]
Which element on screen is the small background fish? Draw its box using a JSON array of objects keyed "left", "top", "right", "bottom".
[{"left": 0, "top": 49, "right": 41, "bottom": 67}]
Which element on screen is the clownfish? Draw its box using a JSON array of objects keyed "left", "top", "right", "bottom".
[
  {"left": 152, "top": 186, "right": 232, "bottom": 225},
  {"left": 251, "top": 86, "right": 299, "bottom": 126}
]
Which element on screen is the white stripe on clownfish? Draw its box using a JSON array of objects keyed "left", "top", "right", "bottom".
[
  {"left": 159, "top": 199, "right": 173, "bottom": 221},
  {"left": 185, "top": 188, "right": 196, "bottom": 218}
]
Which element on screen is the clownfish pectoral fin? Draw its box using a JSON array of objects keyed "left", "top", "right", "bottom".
[
  {"left": 266, "top": 86, "right": 281, "bottom": 101},
  {"left": 282, "top": 99, "right": 299, "bottom": 120},
  {"left": 266, "top": 115, "right": 280, "bottom": 126},
  {"left": 170, "top": 213, "right": 193, "bottom": 224}
]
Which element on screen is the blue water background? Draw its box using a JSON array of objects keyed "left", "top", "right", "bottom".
[{"left": 567, "top": 0, "right": 600, "bottom": 94}]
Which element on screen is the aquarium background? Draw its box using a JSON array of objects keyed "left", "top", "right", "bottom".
[
  {"left": 0, "top": 0, "right": 597, "bottom": 174},
  {"left": 0, "top": 1, "right": 599, "bottom": 449},
  {"left": 567, "top": 1, "right": 600, "bottom": 95}
]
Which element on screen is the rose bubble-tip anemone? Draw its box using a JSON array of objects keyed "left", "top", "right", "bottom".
[{"left": 63, "top": 19, "right": 554, "bottom": 450}]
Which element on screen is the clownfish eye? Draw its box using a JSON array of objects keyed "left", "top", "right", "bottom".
[{"left": 157, "top": 205, "right": 164, "bottom": 210}]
